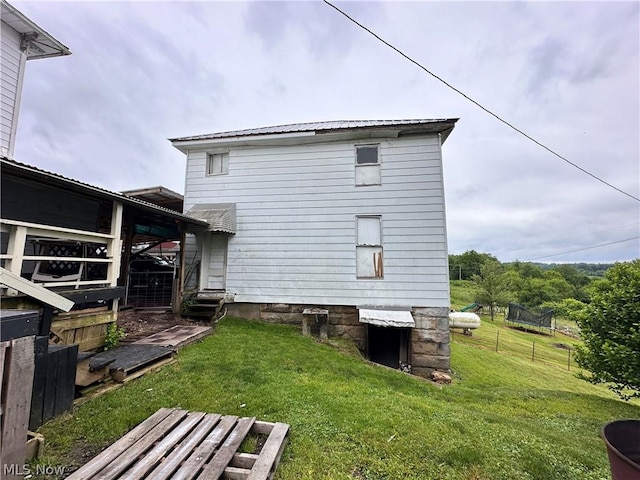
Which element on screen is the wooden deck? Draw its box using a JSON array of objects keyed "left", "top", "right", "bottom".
[{"left": 66, "top": 408, "right": 290, "bottom": 480}]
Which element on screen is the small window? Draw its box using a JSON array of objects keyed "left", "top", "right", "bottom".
[
  {"left": 356, "top": 216, "right": 383, "bottom": 279},
  {"left": 356, "top": 145, "right": 379, "bottom": 165},
  {"left": 207, "top": 153, "right": 229, "bottom": 176}
]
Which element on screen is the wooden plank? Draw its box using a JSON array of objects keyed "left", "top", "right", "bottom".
[
  {"left": 230, "top": 452, "right": 259, "bottom": 469},
  {"left": 75, "top": 335, "right": 108, "bottom": 353},
  {"left": 172, "top": 415, "right": 239, "bottom": 480},
  {"left": 42, "top": 346, "right": 59, "bottom": 423},
  {"left": 0, "top": 336, "right": 35, "bottom": 478},
  {"left": 56, "top": 306, "right": 109, "bottom": 318},
  {"left": 200, "top": 416, "right": 256, "bottom": 479},
  {"left": 90, "top": 345, "right": 172, "bottom": 373},
  {"left": 91, "top": 409, "right": 189, "bottom": 480},
  {"left": 0, "top": 341, "right": 7, "bottom": 455},
  {"left": 92, "top": 345, "right": 174, "bottom": 382},
  {"left": 246, "top": 423, "right": 289, "bottom": 480},
  {"left": 4, "top": 225, "right": 27, "bottom": 277},
  {"left": 224, "top": 466, "right": 251, "bottom": 480},
  {"left": 51, "top": 312, "right": 115, "bottom": 332},
  {"left": 59, "top": 287, "right": 126, "bottom": 304},
  {"left": 28, "top": 336, "right": 49, "bottom": 431},
  {"left": 118, "top": 412, "right": 206, "bottom": 480},
  {"left": 75, "top": 357, "right": 110, "bottom": 387},
  {"left": 0, "top": 219, "right": 114, "bottom": 241},
  {"left": 252, "top": 421, "right": 275, "bottom": 435},
  {"left": 54, "top": 345, "right": 78, "bottom": 417},
  {"left": 65, "top": 408, "right": 176, "bottom": 480},
  {"left": 147, "top": 413, "right": 221, "bottom": 480},
  {"left": 0, "top": 267, "right": 74, "bottom": 311}
]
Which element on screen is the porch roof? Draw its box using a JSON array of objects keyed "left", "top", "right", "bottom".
[
  {"left": 184, "top": 203, "right": 236, "bottom": 234},
  {"left": 1, "top": 157, "right": 208, "bottom": 231}
]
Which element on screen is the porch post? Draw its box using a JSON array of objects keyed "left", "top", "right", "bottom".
[
  {"left": 198, "top": 232, "right": 210, "bottom": 291},
  {"left": 107, "top": 201, "right": 124, "bottom": 311},
  {"left": 4, "top": 225, "right": 27, "bottom": 296}
]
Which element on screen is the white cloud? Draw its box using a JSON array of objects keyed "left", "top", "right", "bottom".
[{"left": 12, "top": 0, "right": 640, "bottom": 263}]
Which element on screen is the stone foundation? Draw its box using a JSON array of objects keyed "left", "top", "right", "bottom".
[
  {"left": 410, "top": 307, "right": 451, "bottom": 377},
  {"left": 225, "top": 302, "right": 450, "bottom": 378}
]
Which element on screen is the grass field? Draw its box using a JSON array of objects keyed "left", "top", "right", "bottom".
[{"left": 35, "top": 316, "right": 639, "bottom": 480}]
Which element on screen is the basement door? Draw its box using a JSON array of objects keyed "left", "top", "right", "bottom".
[
  {"left": 367, "top": 326, "right": 411, "bottom": 369},
  {"left": 203, "top": 233, "right": 228, "bottom": 290}
]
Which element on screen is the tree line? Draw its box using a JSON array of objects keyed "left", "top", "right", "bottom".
[{"left": 449, "top": 250, "right": 594, "bottom": 311}]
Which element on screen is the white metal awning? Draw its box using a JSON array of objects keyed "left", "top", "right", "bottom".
[
  {"left": 185, "top": 203, "right": 236, "bottom": 234},
  {"left": 358, "top": 308, "right": 415, "bottom": 328}
]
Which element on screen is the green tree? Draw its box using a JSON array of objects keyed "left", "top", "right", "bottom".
[
  {"left": 504, "top": 264, "right": 574, "bottom": 307},
  {"left": 472, "top": 261, "right": 510, "bottom": 321},
  {"left": 553, "top": 264, "right": 592, "bottom": 301},
  {"left": 574, "top": 259, "right": 640, "bottom": 400},
  {"left": 449, "top": 250, "right": 498, "bottom": 280}
]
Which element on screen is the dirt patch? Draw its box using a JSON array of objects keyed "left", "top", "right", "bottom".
[
  {"left": 117, "top": 309, "right": 202, "bottom": 339},
  {"left": 28, "top": 437, "right": 104, "bottom": 480}
]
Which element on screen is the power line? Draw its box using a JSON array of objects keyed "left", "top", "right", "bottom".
[
  {"left": 526, "top": 236, "right": 640, "bottom": 261},
  {"left": 323, "top": 0, "right": 640, "bottom": 203}
]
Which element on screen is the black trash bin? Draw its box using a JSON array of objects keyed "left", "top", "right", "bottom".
[{"left": 602, "top": 420, "right": 640, "bottom": 480}]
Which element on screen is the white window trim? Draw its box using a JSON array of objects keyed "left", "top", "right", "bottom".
[
  {"left": 356, "top": 215, "right": 384, "bottom": 279},
  {"left": 206, "top": 151, "right": 230, "bottom": 176}
]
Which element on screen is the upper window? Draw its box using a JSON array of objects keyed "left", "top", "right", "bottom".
[
  {"left": 207, "top": 152, "right": 229, "bottom": 176},
  {"left": 355, "top": 145, "right": 381, "bottom": 186},
  {"left": 356, "top": 145, "right": 379, "bottom": 165}
]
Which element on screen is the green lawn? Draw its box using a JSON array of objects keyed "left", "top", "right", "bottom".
[
  {"left": 36, "top": 318, "right": 639, "bottom": 480},
  {"left": 449, "top": 280, "right": 477, "bottom": 310},
  {"left": 452, "top": 315, "right": 581, "bottom": 371}
]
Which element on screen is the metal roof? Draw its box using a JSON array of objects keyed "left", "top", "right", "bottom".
[
  {"left": 169, "top": 119, "right": 458, "bottom": 143},
  {"left": 1, "top": 0, "right": 71, "bottom": 59},
  {"left": 185, "top": 203, "right": 236, "bottom": 234},
  {"left": 0, "top": 157, "right": 207, "bottom": 228},
  {"left": 121, "top": 186, "right": 184, "bottom": 213}
]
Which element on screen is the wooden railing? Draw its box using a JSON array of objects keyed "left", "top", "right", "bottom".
[{"left": 0, "top": 202, "right": 123, "bottom": 293}]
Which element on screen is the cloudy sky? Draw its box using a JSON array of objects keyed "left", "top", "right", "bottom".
[{"left": 13, "top": 0, "right": 640, "bottom": 263}]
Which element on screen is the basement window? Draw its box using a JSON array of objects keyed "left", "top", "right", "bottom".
[
  {"left": 207, "top": 152, "right": 229, "bottom": 176},
  {"left": 355, "top": 145, "right": 381, "bottom": 186},
  {"left": 356, "top": 216, "right": 383, "bottom": 278}
]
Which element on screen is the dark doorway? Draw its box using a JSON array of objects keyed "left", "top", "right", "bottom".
[{"left": 367, "top": 325, "right": 410, "bottom": 369}]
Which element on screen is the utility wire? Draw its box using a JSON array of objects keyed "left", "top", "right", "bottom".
[
  {"left": 323, "top": 0, "right": 640, "bottom": 203},
  {"left": 526, "top": 236, "right": 640, "bottom": 261}
]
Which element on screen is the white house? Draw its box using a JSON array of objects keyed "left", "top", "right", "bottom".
[
  {"left": 171, "top": 119, "right": 457, "bottom": 377},
  {"left": 0, "top": 0, "right": 70, "bottom": 158}
]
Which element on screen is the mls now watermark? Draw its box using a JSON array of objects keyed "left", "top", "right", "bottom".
[{"left": 3, "top": 463, "right": 67, "bottom": 476}]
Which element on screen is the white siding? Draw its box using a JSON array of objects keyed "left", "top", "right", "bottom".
[
  {"left": 0, "top": 23, "right": 25, "bottom": 156},
  {"left": 183, "top": 135, "right": 450, "bottom": 308}
]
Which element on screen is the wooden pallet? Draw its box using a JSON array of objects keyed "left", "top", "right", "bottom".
[
  {"left": 133, "top": 325, "right": 213, "bottom": 349},
  {"left": 66, "top": 408, "right": 289, "bottom": 480},
  {"left": 89, "top": 345, "right": 174, "bottom": 382}
]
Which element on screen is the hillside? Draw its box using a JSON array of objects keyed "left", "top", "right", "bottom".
[{"left": 36, "top": 318, "right": 638, "bottom": 480}]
